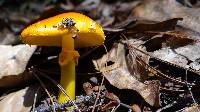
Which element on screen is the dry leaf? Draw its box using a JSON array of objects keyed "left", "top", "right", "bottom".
[
  {"left": 0, "top": 86, "right": 41, "bottom": 112},
  {"left": 153, "top": 48, "right": 189, "bottom": 68},
  {"left": 126, "top": 39, "right": 149, "bottom": 81},
  {"left": 180, "top": 105, "right": 200, "bottom": 112},
  {"left": 0, "top": 45, "right": 36, "bottom": 87},
  {"left": 153, "top": 43, "right": 200, "bottom": 71},
  {"left": 93, "top": 41, "right": 160, "bottom": 106},
  {"left": 126, "top": 18, "right": 182, "bottom": 32},
  {"left": 132, "top": 0, "right": 200, "bottom": 39},
  {"left": 131, "top": 104, "right": 141, "bottom": 112}
]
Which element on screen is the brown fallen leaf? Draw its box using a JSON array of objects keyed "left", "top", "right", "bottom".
[
  {"left": 105, "top": 18, "right": 182, "bottom": 33},
  {"left": 179, "top": 104, "right": 200, "bottom": 112},
  {"left": 131, "top": 104, "right": 141, "bottom": 112},
  {"left": 101, "top": 101, "right": 118, "bottom": 111},
  {"left": 0, "top": 71, "right": 33, "bottom": 88},
  {"left": 126, "top": 28, "right": 198, "bottom": 72},
  {"left": 126, "top": 39, "right": 149, "bottom": 81},
  {"left": 126, "top": 18, "right": 182, "bottom": 32},
  {"left": 132, "top": 0, "right": 200, "bottom": 39},
  {"left": 93, "top": 42, "right": 160, "bottom": 106},
  {"left": 0, "top": 85, "right": 41, "bottom": 112},
  {"left": 83, "top": 82, "right": 93, "bottom": 95},
  {"left": 0, "top": 45, "right": 36, "bottom": 88}
]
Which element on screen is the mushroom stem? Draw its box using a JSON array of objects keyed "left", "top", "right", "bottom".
[
  {"left": 58, "top": 34, "right": 79, "bottom": 103},
  {"left": 58, "top": 60, "right": 76, "bottom": 103}
]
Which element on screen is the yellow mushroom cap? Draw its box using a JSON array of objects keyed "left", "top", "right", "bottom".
[{"left": 21, "top": 12, "right": 105, "bottom": 48}]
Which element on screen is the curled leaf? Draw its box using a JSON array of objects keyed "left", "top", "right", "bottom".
[{"left": 93, "top": 41, "right": 160, "bottom": 106}]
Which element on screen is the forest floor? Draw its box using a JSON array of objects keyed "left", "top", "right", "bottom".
[{"left": 1, "top": 0, "right": 200, "bottom": 112}]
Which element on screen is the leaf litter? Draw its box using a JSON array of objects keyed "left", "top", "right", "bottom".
[{"left": 1, "top": 0, "right": 200, "bottom": 111}]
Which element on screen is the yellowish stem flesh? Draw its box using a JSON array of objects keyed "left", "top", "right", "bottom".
[
  {"left": 58, "top": 33, "right": 79, "bottom": 103},
  {"left": 58, "top": 60, "right": 76, "bottom": 103}
]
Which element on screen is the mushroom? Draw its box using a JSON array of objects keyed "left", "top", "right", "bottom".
[{"left": 21, "top": 12, "right": 105, "bottom": 103}]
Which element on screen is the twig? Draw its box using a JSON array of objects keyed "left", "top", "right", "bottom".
[
  {"left": 185, "top": 70, "right": 200, "bottom": 112},
  {"left": 80, "top": 32, "right": 117, "bottom": 59},
  {"left": 34, "top": 68, "right": 80, "bottom": 112},
  {"left": 31, "top": 69, "right": 56, "bottom": 112},
  {"left": 76, "top": 71, "right": 102, "bottom": 75},
  {"left": 35, "top": 90, "right": 103, "bottom": 112},
  {"left": 111, "top": 104, "right": 120, "bottom": 112},
  {"left": 91, "top": 76, "right": 105, "bottom": 112},
  {"left": 91, "top": 44, "right": 108, "bottom": 112},
  {"left": 156, "top": 101, "right": 177, "bottom": 112},
  {"left": 32, "top": 87, "right": 41, "bottom": 112},
  {"left": 120, "top": 103, "right": 133, "bottom": 110}
]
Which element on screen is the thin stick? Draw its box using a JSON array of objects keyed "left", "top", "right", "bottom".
[
  {"left": 110, "top": 106, "right": 116, "bottom": 112},
  {"left": 120, "top": 102, "right": 133, "bottom": 110},
  {"left": 32, "top": 87, "right": 41, "bottom": 112},
  {"left": 31, "top": 70, "right": 56, "bottom": 112},
  {"left": 34, "top": 68, "right": 80, "bottom": 112},
  {"left": 91, "top": 45, "right": 108, "bottom": 112},
  {"left": 80, "top": 33, "right": 117, "bottom": 59},
  {"left": 91, "top": 76, "right": 105, "bottom": 112},
  {"left": 111, "top": 104, "right": 120, "bottom": 112},
  {"left": 156, "top": 101, "right": 177, "bottom": 112},
  {"left": 185, "top": 70, "right": 200, "bottom": 112},
  {"left": 76, "top": 72, "right": 101, "bottom": 75}
]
